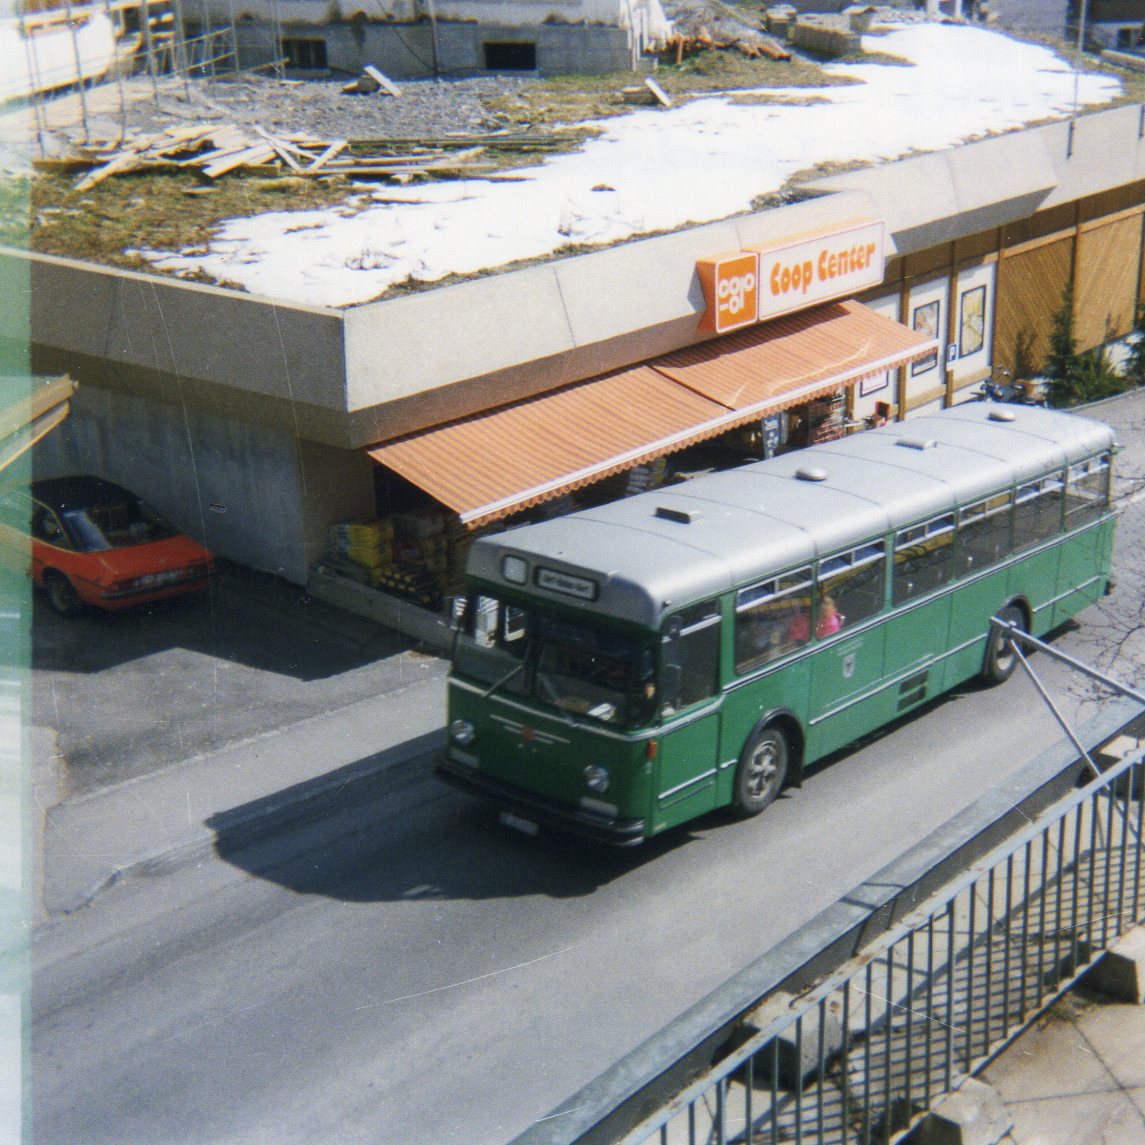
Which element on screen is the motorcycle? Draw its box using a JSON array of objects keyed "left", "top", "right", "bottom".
[{"left": 972, "top": 370, "right": 1050, "bottom": 408}]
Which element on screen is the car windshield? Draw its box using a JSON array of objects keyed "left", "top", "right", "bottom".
[
  {"left": 452, "top": 594, "right": 656, "bottom": 729},
  {"left": 60, "top": 499, "right": 177, "bottom": 552}
]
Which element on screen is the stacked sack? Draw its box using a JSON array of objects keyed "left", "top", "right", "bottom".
[
  {"left": 327, "top": 510, "right": 503, "bottom": 611},
  {"left": 379, "top": 510, "right": 448, "bottom": 609},
  {"left": 327, "top": 518, "right": 395, "bottom": 585}
]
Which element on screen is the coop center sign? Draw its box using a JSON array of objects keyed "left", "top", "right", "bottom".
[{"left": 698, "top": 220, "right": 886, "bottom": 334}]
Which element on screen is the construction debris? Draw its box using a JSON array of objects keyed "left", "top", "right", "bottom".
[
  {"left": 644, "top": 77, "right": 673, "bottom": 107},
  {"left": 659, "top": 26, "right": 791, "bottom": 62},
  {"left": 661, "top": 0, "right": 793, "bottom": 61},
  {"left": 39, "top": 122, "right": 573, "bottom": 188},
  {"left": 341, "top": 65, "right": 402, "bottom": 96},
  {"left": 619, "top": 77, "right": 675, "bottom": 107}
]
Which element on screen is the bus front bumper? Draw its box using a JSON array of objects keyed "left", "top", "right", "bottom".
[{"left": 435, "top": 754, "right": 647, "bottom": 846}]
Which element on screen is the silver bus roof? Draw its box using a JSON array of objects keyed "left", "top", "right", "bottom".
[{"left": 465, "top": 405, "right": 1116, "bottom": 629}]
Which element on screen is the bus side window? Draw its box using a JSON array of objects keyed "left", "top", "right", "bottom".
[
  {"left": 817, "top": 542, "right": 885, "bottom": 633},
  {"left": 1064, "top": 455, "right": 1111, "bottom": 529},
  {"left": 734, "top": 568, "right": 812, "bottom": 673},
  {"left": 956, "top": 492, "right": 1011, "bottom": 575},
  {"left": 661, "top": 600, "right": 721, "bottom": 713},
  {"left": 893, "top": 514, "right": 954, "bottom": 605},
  {"left": 1013, "top": 472, "right": 1064, "bottom": 549}
]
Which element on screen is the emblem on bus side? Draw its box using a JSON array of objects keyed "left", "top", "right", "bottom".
[{"left": 843, "top": 653, "right": 857, "bottom": 679}]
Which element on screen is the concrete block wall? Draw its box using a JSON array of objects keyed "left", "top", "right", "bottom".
[
  {"left": 32, "top": 385, "right": 315, "bottom": 580},
  {"left": 215, "top": 3, "right": 635, "bottom": 75}
]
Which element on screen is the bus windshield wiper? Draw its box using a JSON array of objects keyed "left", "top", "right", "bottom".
[
  {"left": 482, "top": 659, "right": 527, "bottom": 698},
  {"left": 535, "top": 671, "right": 579, "bottom": 726}
]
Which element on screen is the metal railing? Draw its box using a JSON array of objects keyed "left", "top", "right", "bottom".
[
  {"left": 631, "top": 725, "right": 1144, "bottom": 1144},
  {"left": 513, "top": 638, "right": 1145, "bottom": 1145}
]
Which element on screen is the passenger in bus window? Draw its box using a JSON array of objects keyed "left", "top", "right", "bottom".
[{"left": 787, "top": 595, "right": 842, "bottom": 641}]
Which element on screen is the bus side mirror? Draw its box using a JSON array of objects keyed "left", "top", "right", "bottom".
[{"left": 449, "top": 595, "right": 467, "bottom": 631}]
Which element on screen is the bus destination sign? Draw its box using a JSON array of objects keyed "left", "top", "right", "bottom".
[{"left": 536, "top": 567, "right": 598, "bottom": 601}]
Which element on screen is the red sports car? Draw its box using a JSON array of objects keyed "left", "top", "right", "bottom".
[{"left": 0, "top": 475, "right": 214, "bottom": 615}]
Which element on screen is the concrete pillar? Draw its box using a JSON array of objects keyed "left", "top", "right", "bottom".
[
  {"left": 906, "top": 1077, "right": 1013, "bottom": 1145},
  {"left": 1084, "top": 927, "right": 1145, "bottom": 1004},
  {"left": 740, "top": 992, "right": 845, "bottom": 1090}
]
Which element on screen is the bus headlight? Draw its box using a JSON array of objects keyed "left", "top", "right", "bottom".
[
  {"left": 584, "top": 765, "right": 610, "bottom": 793},
  {"left": 450, "top": 719, "right": 476, "bottom": 746}
]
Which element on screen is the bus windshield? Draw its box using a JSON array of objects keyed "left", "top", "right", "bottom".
[{"left": 453, "top": 594, "right": 656, "bottom": 728}]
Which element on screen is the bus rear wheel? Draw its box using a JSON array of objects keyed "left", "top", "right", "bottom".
[
  {"left": 732, "top": 725, "right": 788, "bottom": 817},
  {"left": 983, "top": 604, "right": 1026, "bottom": 685}
]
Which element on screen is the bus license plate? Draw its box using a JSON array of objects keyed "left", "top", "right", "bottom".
[{"left": 499, "top": 810, "right": 539, "bottom": 837}]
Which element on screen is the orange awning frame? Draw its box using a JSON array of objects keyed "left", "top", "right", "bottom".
[
  {"left": 369, "top": 300, "right": 938, "bottom": 528},
  {"left": 0, "top": 375, "right": 75, "bottom": 477}
]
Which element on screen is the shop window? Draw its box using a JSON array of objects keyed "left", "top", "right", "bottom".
[
  {"left": 910, "top": 300, "right": 941, "bottom": 377},
  {"left": 283, "top": 38, "right": 327, "bottom": 69},
  {"left": 958, "top": 284, "right": 987, "bottom": 358},
  {"left": 484, "top": 41, "right": 537, "bottom": 70}
]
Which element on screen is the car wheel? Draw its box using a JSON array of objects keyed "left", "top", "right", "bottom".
[
  {"left": 983, "top": 603, "right": 1026, "bottom": 685},
  {"left": 732, "top": 724, "right": 789, "bottom": 818},
  {"left": 44, "top": 571, "right": 85, "bottom": 617}
]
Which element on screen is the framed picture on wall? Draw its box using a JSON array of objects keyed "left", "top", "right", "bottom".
[
  {"left": 959, "top": 285, "right": 986, "bottom": 357},
  {"left": 860, "top": 372, "right": 889, "bottom": 397},
  {"left": 911, "top": 301, "right": 940, "bottom": 376}
]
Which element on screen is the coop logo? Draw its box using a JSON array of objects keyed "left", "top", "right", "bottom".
[
  {"left": 697, "top": 252, "right": 760, "bottom": 333},
  {"left": 718, "top": 266, "right": 757, "bottom": 320},
  {"left": 697, "top": 220, "right": 886, "bottom": 331}
]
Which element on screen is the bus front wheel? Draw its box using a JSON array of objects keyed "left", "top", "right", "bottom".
[
  {"left": 983, "top": 604, "right": 1026, "bottom": 686},
  {"left": 732, "top": 725, "right": 788, "bottom": 817}
]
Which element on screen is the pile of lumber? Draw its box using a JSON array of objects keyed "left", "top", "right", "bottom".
[
  {"left": 39, "top": 123, "right": 571, "bottom": 189},
  {"left": 660, "top": 27, "right": 791, "bottom": 62}
]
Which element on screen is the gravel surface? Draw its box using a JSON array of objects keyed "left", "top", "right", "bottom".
[{"left": 101, "top": 72, "right": 537, "bottom": 141}]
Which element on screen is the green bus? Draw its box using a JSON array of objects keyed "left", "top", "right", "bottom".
[{"left": 436, "top": 404, "right": 1117, "bottom": 845}]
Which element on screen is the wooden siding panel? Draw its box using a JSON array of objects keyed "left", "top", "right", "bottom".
[
  {"left": 994, "top": 237, "right": 1072, "bottom": 375},
  {"left": 1076, "top": 214, "right": 1142, "bottom": 350},
  {"left": 1002, "top": 204, "right": 1076, "bottom": 249}
]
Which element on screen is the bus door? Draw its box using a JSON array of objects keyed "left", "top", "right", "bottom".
[
  {"left": 652, "top": 600, "right": 722, "bottom": 833},
  {"left": 882, "top": 514, "right": 955, "bottom": 714}
]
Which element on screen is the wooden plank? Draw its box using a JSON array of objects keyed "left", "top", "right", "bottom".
[
  {"left": 201, "top": 143, "right": 276, "bottom": 177},
  {"left": 363, "top": 65, "right": 401, "bottom": 96},
  {"left": 74, "top": 150, "right": 145, "bottom": 191},
  {"left": 253, "top": 126, "right": 308, "bottom": 172},
  {"left": 644, "top": 77, "right": 673, "bottom": 108},
  {"left": 307, "top": 140, "right": 348, "bottom": 172}
]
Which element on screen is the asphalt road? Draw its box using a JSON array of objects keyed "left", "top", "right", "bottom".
[
  {"left": 28, "top": 391, "right": 1145, "bottom": 1145},
  {"left": 28, "top": 668, "right": 1111, "bottom": 1145},
  {"left": 29, "top": 562, "right": 445, "bottom": 797}
]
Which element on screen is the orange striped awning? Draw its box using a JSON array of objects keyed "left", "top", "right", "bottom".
[{"left": 368, "top": 300, "right": 937, "bottom": 527}]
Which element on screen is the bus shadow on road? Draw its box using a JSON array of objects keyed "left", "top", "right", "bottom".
[{"left": 206, "top": 746, "right": 694, "bottom": 904}]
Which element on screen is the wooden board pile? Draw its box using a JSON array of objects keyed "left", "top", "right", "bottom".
[
  {"left": 40, "top": 123, "right": 571, "bottom": 189},
  {"left": 659, "top": 27, "right": 791, "bottom": 62}
]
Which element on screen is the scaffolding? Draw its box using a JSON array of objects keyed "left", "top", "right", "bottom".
[{"left": 14, "top": 0, "right": 283, "bottom": 149}]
